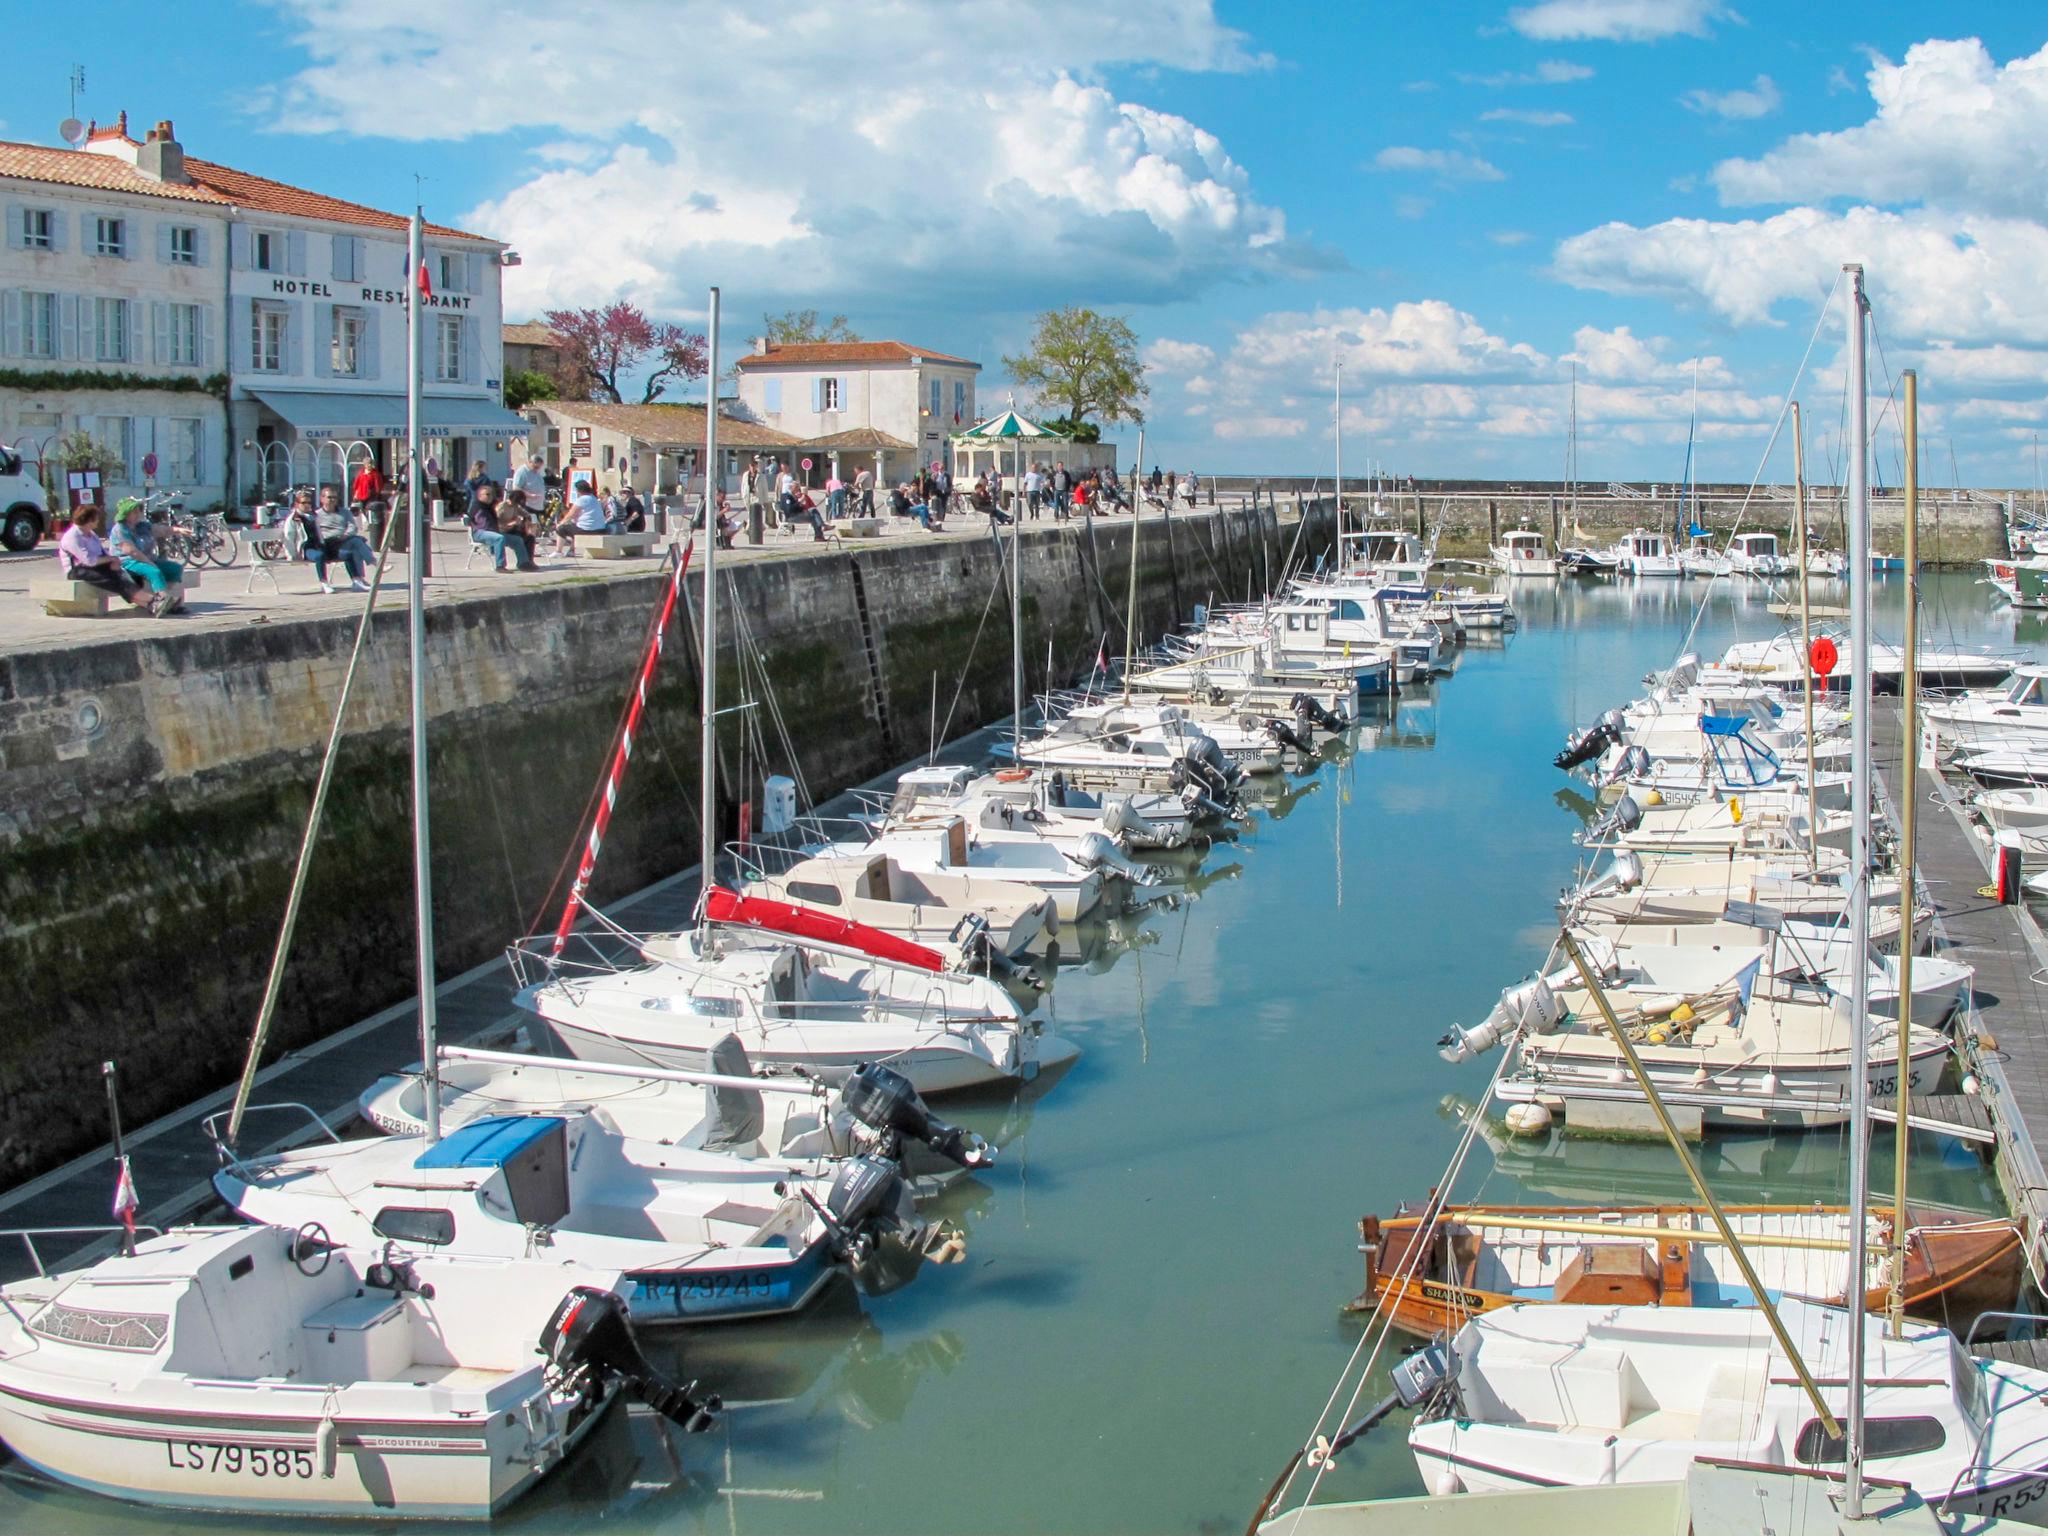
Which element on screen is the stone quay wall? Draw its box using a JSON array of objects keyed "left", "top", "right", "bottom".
[{"left": 0, "top": 500, "right": 1331, "bottom": 1179}]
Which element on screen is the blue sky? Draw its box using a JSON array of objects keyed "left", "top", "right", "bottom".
[{"left": 14, "top": 2, "right": 2048, "bottom": 483}]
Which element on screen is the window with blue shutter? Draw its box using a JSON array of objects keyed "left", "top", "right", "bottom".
[
  {"left": 764, "top": 377, "right": 781, "bottom": 413},
  {"left": 954, "top": 380, "right": 964, "bottom": 422}
]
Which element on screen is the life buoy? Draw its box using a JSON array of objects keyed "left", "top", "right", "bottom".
[{"left": 995, "top": 768, "right": 1031, "bottom": 782}]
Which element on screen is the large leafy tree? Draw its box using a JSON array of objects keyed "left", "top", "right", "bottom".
[
  {"left": 764, "top": 308, "right": 860, "bottom": 345},
  {"left": 1003, "top": 307, "right": 1148, "bottom": 429},
  {"left": 503, "top": 369, "right": 559, "bottom": 410},
  {"left": 542, "top": 301, "right": 709, "bottom": 404}
]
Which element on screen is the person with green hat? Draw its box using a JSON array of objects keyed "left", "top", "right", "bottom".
[{"left": 109, "top": 497, "right": 187, "bottom": 611}]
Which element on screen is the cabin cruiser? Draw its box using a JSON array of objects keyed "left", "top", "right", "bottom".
[
  {"left": 1016, "top": 699, "right": 1281, "bottom": 781},
  {"left": 1490, "top": 525, "right": 1556, "bottom": 576},
  {"left": 1678, "top": 532, "right": 1733, "bottom": 580},
  {"left": 875, "top": 763, "right": 1201, "bottom": 853},
  {"left": 0, "top": 1225, "right": 711, "bottom": 1517},
  {"left": 1336, "top": 523, "right": 1435, "bottom": 585},
  {"left": 1614, "top": 529, "right": 1681, "bottom": 577},
  {"left": 1564, "top": 849, "right": 1908, "bottom": 935},
  {"left": 1275, "top": 589, "right": 1444, "bottom": 678},
  {"left": 1442, "top": 968, "right": 1950, "bottom": 1130},
  {"left": 1985, "top": 557, "right": 2048, "bottom": 609},
  {"left": 218, "top": 1109, "right": 964, "bottom": 1327},
  {"left": 1727, "top": 530, "right": 1788, "bottom": 576},
  {"left": 513, "top": 894, "right": 1061, "bottom": 1093},
  {"left": 1925, "top": 666, "right": 2048, "bottom": 747},
  {"left": 1714, "top": 623, "right": 2013, "bottom": 694},
  {"left": 1405, "top": 1298, "right": 2048, "bottom": 1521},
  {"left": 1586, "top": 791, "right": 1850, "bottom": 857}
]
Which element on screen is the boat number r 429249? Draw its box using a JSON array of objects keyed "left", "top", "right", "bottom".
[{"left": 165, "top": 1441, "right": 315, "bottom": 1478}]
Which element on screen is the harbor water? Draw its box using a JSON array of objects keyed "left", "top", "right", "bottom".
[{"left": 2, "top": 572, "right": 2033, "bottom": 1534}]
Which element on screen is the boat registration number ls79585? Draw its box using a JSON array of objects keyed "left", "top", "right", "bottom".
[{"left": 165, "top": 1441, "right": 315, "bottom": 1479}]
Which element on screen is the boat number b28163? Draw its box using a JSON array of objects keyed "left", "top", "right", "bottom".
[{"left": 165, "top": 1441, "right": 315, "bottom": 1478}]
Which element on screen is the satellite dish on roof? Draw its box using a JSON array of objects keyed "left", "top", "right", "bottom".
[{"left": 58, "top": 118, "right": 87, "bottom": 147}]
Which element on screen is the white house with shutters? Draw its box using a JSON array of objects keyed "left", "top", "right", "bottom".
[
  {"left": 0, "top": 112, "right": 525, "bottom": 514},
  {"left": 0, "top": 123, "right": 228, "bottom": 507},
  {"left": 733, "top": 339, "right": 980, "bottom": 484}
]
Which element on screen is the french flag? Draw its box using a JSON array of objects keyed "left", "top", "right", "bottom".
[
  {"left": 416, "top": 253, "right": 434, "bottom": 303},
  {"left": 112, "top": 1155, "right": 138, "bottom": 1237}
]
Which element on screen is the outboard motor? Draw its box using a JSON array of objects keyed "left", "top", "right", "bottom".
[
  {"left": 1078, "top": 828, "right": 1162, "bottom": 885},
  {"left": 1307, "top": 1343, "right": 1452, "bottom": 1469},
  {"left": 839, "top": 1061, "right": 995, "bottom": 1171},
  {"left": 948, "top": 912, "right": 1044, "bottom": 992},
  {"left": 1191, "top": 734, "right": 1246, "bottom": 788},
  {"left": 1264, "top": 716, "right": 1316, "bottom": 755},
  {"left": 812, "top": 1153, "right": 966, "bottom": 1296},
  {"left": 541, "top": 1286, "right": 719, "bottom": 1431},
  {"left": 1586, "top": 792, "right": 1644, "bottom": 842},
  {"left": 1047, "top": 770, "right": 1070, "bottom": 809},
  {"left": 1601, "top": 742, "right": 1653, "bottom": 788},
  {"left": 1293, "top": 692, "right": 1350, "bottom": 733},
  {"left": 1436, "top": 976, "right": 1564, "bottom": 1064},
  {"left": 1554, "top": 717, "right": 1618, "bottom": 771}
]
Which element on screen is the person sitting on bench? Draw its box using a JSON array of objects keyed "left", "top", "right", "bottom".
[
  {"left": 109, "top": 497, "right": 188, "bottom": 610},
  {"left": 58, "top": 504, "right": 165, "bottom": 614},
  {"left": 309, "top": 486, "right": 373, "bottom": 592},
  {"left": 558, "top": 479, "right": 611, "bottom": 554}
]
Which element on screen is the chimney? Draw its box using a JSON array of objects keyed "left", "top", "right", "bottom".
[
  {"left": 752, "top": 336, "right": 769, "bottom": 357},
  {"left": 137, "top": 120, "right": 187, "bottom": 184}
]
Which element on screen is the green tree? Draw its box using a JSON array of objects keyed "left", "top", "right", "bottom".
[
  {"left": 503, "top": 369, "right": 560, "bottom": 410},
  {"left": 764, "top": 309, "right": 860, "bottom": 345},
  {"left": 1003, "top": 307, "right": 1147, "bottom": 429}
]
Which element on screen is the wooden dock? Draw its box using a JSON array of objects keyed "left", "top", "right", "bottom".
[{"left": 1876, "top": 703, "right": 2048, "bottom": 1294}]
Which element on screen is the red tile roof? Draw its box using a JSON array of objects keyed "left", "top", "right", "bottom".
[
  {"left": 0, "top": 137, "right": 495, "bottom": 241},
  {"left": 736, "top": 340, "right": 979, "bottom": 370}
]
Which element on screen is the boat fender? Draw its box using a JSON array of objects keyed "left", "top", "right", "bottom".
[
  {"left": 1503, "top": 1102, "right": 1553, "bottom": 1136},
  {"left": 1432, "top": 1467, "right": 1463, "bottom": 1497},
  {"left": 1640, "top": 787, "right": 1663, "bottom": 808},
  {"left": 315, "top": 1413, "right": 339, "bottom": 1479}
]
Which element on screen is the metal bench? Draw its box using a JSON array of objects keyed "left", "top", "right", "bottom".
[
  {"left": 32, "top": 568, "right": 200, "bottom": 616},
  {"left": 580, "top": 532, "right": 657, "bottom": 559}
]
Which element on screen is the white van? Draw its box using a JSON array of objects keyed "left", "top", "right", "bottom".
[{"left": 0, "top": 449, "right": 51, "bottom": 551}]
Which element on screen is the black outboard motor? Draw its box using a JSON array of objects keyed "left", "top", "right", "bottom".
[
  {"left": 1264, "top": 717, "right": 1315, "bottom": 755},
  {"left": 1189, "top": 733, "right": 1245, "bottom": 789},
  {"left": 1047, "top": 770, "right": 1069, "bottom": 808},
  {"left": 1292, "top": 692, "right": 1350, "bottom": 733},
  {"left": 810, "top": 1153, "right": 964, "bottom": 1295},
  {"left": 840, "top": 1061, "right": 996, "bottom": 1170},
  {"left": 541, "top": 1286, "right": 719, "bottom": 1431},
  {"left": 947, "top": 912, "right": 1044, "bottom": 992},
  {"left": 1553, "top": 717, "right": 1618, "bottom": 771}
]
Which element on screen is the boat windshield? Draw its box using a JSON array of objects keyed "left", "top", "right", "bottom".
[{"left": 2003, "top": 674, "right": 2042, "bottom": 706}]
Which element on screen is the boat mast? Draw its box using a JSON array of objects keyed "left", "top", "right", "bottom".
[
  {"left": 1123, "top": 424, "right": 1145, "bottom": 705},
  {"left": 698, "top": 286, "right": 721, "bottom": 935},
  {"left": 1334, "top": 361, "right": 1345, "bottom": 565},
  {"left": 405, "top": 204, "right": 439, "bottom": 1145},
  {"left": 1012, "top": 425, "right": 1024, "bottom": 759},
  {"left": 1889, "top": 369, "right": 1921, "bottom": 1337},
  {"left": 1843, "top": 260, "right": 1873, "bottom": 1520},
  {"left": 1567, "top": 363, "right": 1579, "bottom": 535},
  {"left": 1794, "top": 402, "right": 1817, "bottom": 871}
]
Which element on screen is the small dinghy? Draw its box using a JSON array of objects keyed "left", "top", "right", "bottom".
[{"left": 0, "top": 1225, "right": 712, "bottom": 1518}]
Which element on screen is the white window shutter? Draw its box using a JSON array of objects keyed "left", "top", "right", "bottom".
[
  {"left": 462, "top": 314, "right": 480, "bottom": 383},
  {"left": 765, "top": 377, "right": 781, "bottom": 413},
  {"left": 285, "top": 307, "right": 302, "bottom": 375},
  {"left": 288, "top": 230, "right": 307, "bottom": 277},
  {"left": 3, "top": 204, "right": 20, "bottom": 251},
  {"left": 330, "top": 232, "right": 350, "bottom": 281},
  {"left": 47, "top": 212, "right": 65, "bottom": 253},
  {"left": 232, "top": 297, "right": 252, "bottom": 371},
  {"left": 152, "top": 301, "right": 168, "bottom": 364},
  {"left": 0, "top": 291, "right": 18, "bottom": 356},
  {"left": 190, "top": 227, "right": 208, "bottom": 268},
  {"left": 119, "top": 221, "right": 134, "bottom": 260},
  {"left": 467, "top": 251, "right": 483, "bottom": 293},
  {"left": 810, "top": 377, "right": 821, "bottom": 412},
  {"left": 229, "top": 224, "right": 248, "bottom": 270},
  {"left": 312, "top": 303, "right": 331, "bottom": 378},
  {"left": 353, "top": 237, "right": 366, "bottom": 283},
  {"left": 840, "top": 375, "right": 850, "bottom": 411},
  {"left": 359, "top": 309, "right": 379, "bottom": 379},
  {"left": 128, "top": 299, "right": 144, "bottom": 363},
  {"left": 157, "top": 223, "right": 173, "bottom": 264},
  {"left": 57, "top": 294, "right": 79, "bottom": 359}
]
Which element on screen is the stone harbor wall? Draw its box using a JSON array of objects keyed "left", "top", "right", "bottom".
[{"left": 0, "top": 500, "right": 1329, "bottom": 1179}]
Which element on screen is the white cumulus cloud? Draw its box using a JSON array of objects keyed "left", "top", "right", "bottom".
[
  {"left": 1146, "top": 339, "right": 1217, "bottom": 374},
  {"left": 259, "top": 0, "right": 1319, "bottom": 317},
  {"left": 1507, "top": 0, "right": 1735, "bottom": 42},
  {"left": 1682, "top": 74, "right": 1781, "bottom": 119}
]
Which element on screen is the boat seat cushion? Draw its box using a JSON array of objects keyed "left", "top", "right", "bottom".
[{"left": 1695, "top": 1359, "right": 1769, "bottom": 1444}]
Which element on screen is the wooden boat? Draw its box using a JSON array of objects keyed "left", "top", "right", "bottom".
[{"left": 1346, "top": 1198, "right": 2022, "bottom": 1337}]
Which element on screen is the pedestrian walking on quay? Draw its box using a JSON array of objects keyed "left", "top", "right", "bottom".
[{"left": 855, "top": 464, "right": 875, "bottom": 516}]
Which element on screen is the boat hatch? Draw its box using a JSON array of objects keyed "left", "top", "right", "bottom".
[
  {"left": 29, "top": 1303, "right": 169, "bottom": 1352},
  {"left": 414, "top": 1115, "right": 571, "bottom": 1227}
]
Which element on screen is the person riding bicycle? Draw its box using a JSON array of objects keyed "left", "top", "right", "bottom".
[{"left": 110, "top": 497, "right": 188, "bottom": 610}]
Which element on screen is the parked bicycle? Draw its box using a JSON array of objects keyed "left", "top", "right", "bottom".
[{"left": 145, "top": 490, "right": 241, "bottom": 568}]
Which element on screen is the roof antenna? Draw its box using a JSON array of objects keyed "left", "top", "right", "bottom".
[{"left": 58, "top": 64, "right": 87, "bottom": 148}]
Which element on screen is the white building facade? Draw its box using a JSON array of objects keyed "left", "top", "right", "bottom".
[
  {"left": 0, "top": 113, "right": 524, "bottom": 515},
  {"left": 734, "top": 340, "right": 979, "bottom": 482}
]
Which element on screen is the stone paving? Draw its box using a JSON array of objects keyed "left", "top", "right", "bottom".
[{"left": 0, "top": 495, "right": 1260, "bottom": 659}]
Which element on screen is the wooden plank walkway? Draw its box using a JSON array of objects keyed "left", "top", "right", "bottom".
[
  {"left": 1876, "top": 703, "right": 2048, "bottom": 1290},
  {"left": 0, "top": 721, "right": 1009, "bottom": 1284}
]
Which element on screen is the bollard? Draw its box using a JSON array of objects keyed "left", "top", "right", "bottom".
[{"left": 1996, "top": 829, "right": 2024, "bottom": 905}]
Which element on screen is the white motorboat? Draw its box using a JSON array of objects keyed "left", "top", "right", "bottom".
[
  {"left": 876, "top": 763, "right": 1201, "bottom": 853},
  {"left": 514, "top": 899, "right": 1064, "bottom": 1094},
  {"left": 1016, "top": 699, "right": 1278, "bottom": 782},
  {"left": 1715, "top": 622, "right": 2012, "bottom": 694},
  {"left": 1406, "top": 1298, "right": 2048, "bottom": 1523},
  {"left": 798, "top": 817, "right": 1106, "bottom": 922},
  {"left": 1805, "top": 546, "right": 1849, "bottom": 578},
  {"left": 1926, "top": 666, "right": 2048, "bottom": 746},
  {"left": 1984, "top": 558, "right": 2048, "bottom": 610},
  {"left": 1589, "top": 791, "right": 1848, "bottom": 856},
  {"left": 1727, "top": 530, "right": 1789, "bottom": 576},
  {"left": 1490, "top": 526, "right": 1556, "bottom": 577},
  {"left": 1974, "top": 785, "right": 2048, "bottom": 831},
  {"left": 0, "top": 1224, "right": 711, "bottom": 1517},
  {"left": 1337, "top": 523, "right": 1436, "bottom": 585},
  {"left": 1952, "top": 743, "right": 2048, "bottom": 788},
  {"left": 217, "top": 1107, "right": 961, "bottom": 1327},
  {"left": 1443, "top": 968, "right": 1949, "bottom": 1131},
  {"left": 1614, "top": 529, "right": 1681, "bottom": 577},
  {"left": 1678, "top": 532, "right": 1733, "bottom": 580}
]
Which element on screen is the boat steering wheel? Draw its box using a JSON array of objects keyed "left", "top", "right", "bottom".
[{"left": 290, "top": 1221, "right": 334, "bottom": 1276}]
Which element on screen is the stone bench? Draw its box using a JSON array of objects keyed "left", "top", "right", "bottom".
[
  {"left": 32, "top": 568, "right": 201, "bottom": 617},
  {"left": 832, "top": 517, "right": 884, "bottom": 539},
  {"left": 580, "top": 532, "right": 657, "bottom": 559}
]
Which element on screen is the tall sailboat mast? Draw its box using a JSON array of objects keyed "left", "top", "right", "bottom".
[
  {"left": 405, "top": 204, "right": 439, "bottom": 1145},
  {"left": 1334, "top": 361, "right": 1345, "bottom": 560},
  {"left": 698, "top": 287, "right": 721, "bottom": 934},
  {"left": 1842, "top": 260, "right": 1873, "bottom": 1520},
  {"left": 1794, "top": 403, "right": 1818, "bottom": 871},
  {"left": 1890, "top": 368, "right": 1922, "bottom": 1335}
]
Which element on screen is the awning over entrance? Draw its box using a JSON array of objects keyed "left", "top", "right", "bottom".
[{"left": 248, "top": 389, "right": 529, "bottom": 441}]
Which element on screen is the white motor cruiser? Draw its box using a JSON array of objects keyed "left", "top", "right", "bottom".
[
  {"left": 875, "top": 763, "right": 1200, "bottom": 856},
  {"left": 1714, "top": 622, "right": 2012, "bottom": 693},
  {"left": 1926, "top": 666, "right": 2048, "bottom": 747},
  {"left": 1016, "top": 699, "right": 1279, "bottom": 782},
  {"left": 1490, "top": 526, "right": 1557, "bottom": 577},
  {"left": 1405, "top": 1299, "right": 2048, "bottom": 1523},
  {"left": 0, "top": 1225, "right": 711, "bottom": 1518},
  {"left": 1614, "top": 529, "right": 1682, "bottom": 577},
  {"left": 1727, "top": 530, "right": 1788, "bottom": 576}
]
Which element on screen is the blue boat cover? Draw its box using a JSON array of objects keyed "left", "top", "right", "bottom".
[
  {"left": 1700, "top": 712, "right": 1749, "bottom": 736},
  {"left": 414, "top": 1115, "right": 565, "bottom": 1169}
]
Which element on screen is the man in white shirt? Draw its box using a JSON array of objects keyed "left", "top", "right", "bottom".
[{"left": 510, "top": 454, "right": 548, "bottom": 512}]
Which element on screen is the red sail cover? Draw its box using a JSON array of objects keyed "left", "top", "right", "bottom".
[{"left": 702, "top": 887, "right": 945, "bottom": 972}]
